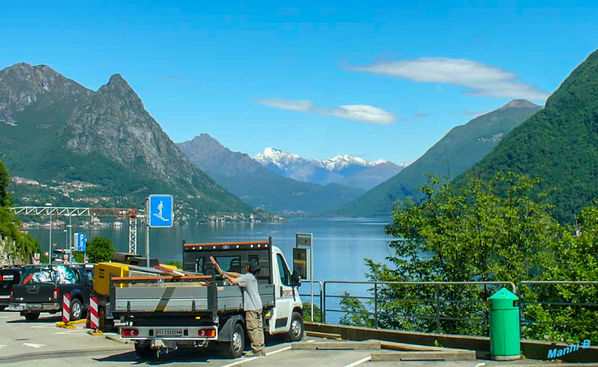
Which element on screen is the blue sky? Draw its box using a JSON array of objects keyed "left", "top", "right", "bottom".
[{"left": 1, "top": 1, "right": 597, "bottom": 163}]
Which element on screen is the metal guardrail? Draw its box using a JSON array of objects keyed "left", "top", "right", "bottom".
[
  {"left": 299, "top": 280, "right": 323, "bottom": 322},
  {"left": 518, "top": 281, "right": 598, "bottom": 329},
  {"left": 322, "top": 280, "right": 516, "bottom": 332}
]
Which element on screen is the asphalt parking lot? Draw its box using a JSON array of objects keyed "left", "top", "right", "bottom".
[
  {"left": 0, "top": 311, "right": 375, "bottom": 366},
  {"left": 1, "top": 311, "right": 594, "bottom": 367}
]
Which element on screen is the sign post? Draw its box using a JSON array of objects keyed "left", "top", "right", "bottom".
[
  {"left": 295, "top": 233, "right": 314, "bottom": 322},
  {"left": 73, "top": 233, "right": 86, "bottom": 263},
  {"left": 146, "top": 194, "right": 174, "bottom": 267}
]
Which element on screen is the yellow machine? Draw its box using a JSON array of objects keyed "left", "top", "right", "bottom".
[{"left": 93, "top": 262, "right": 179, "bottom": 296}]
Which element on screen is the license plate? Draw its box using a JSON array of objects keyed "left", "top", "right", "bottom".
[
  {"left": 155, "top": 329, "right": 182, "bottom": 337},
  {"left": 3, "top": 275, "right": 13, "bottom": 281}
]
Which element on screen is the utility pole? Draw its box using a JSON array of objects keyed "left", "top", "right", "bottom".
[
  {"left": 45, "top": 203, "right": 52, "bottom": 264},
  {"left": 67, "top": 216, "right": 73, "bottom": 264},
  {"left": 145, "top": 198, "right": 150, "bottom": 267}
]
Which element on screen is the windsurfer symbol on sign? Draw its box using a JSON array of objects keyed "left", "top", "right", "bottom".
[{"left": 153, "top": 200, "right": 166, "bottom": 221}]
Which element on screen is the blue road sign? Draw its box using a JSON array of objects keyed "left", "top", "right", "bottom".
[
  {"left": 149, "top": 194, "right": 173, "bottom": 228},
  {"left": 77, "top": 233, "right": 87, "bottom": 252}
]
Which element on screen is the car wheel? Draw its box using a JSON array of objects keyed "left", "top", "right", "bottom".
[
  {"left": 24, "top": 312, "right": 40, "bottom": 321},
  {"left": 221, "top": 322, "right": 245, "bottom": 358},
  {"left": 287, "top": 311, "right": 304, "bottom": 341},
  {"left": 70, "top": 298, "right": 84, "bottom": 320}
]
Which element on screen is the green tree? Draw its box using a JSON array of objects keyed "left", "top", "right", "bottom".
[
  {"left": 0, "top": 159, "right": 11, "bottom": 207},
  {"left": 302, "top": 302, "right": 323, "bottom": 323},
  {"left": 86, "top": 237, "right": 115, "bottom": 263},
  {"left": 0, "top": 159, "right": 40, "bottom": 262},
  {"left": 341, "top": 173, "right": 562, "bottom": 336},
  {"left": 521, "top": 204, "right": 598, "bottom": 343}
]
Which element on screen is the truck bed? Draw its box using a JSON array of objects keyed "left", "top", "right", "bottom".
[{"left": 112, "top": 282, "right": 274, "bottom": 314}]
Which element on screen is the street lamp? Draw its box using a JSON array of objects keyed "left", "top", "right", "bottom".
[
  {"left": 45, "top": 203, "right": 52, "bottom": 264},
  {"left": 64, "top": 229, "right": 68, "bottom": 263},
  {"left": 67, "top": 216, "right": 73, "bottom": 264}
]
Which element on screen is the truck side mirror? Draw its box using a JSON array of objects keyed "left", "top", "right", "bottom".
[{"left": 291, "top": 271, "right": 301, "bottom": 287}]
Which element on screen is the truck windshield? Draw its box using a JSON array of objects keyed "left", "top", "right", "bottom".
[{"left": 21, "top": 265, "right": 78, "bottom": 285}]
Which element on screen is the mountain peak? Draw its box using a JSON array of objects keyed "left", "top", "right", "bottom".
[
  {"left": 97, "top": 73, "right": 141, "bottom": 102},
  {"left": 190, "top": 133, "right": 224, "bottom": 148},
  {"left": 106, "top": 73, "right": 131, "bottom": 88},
  {"left": 500, "top": 99, "right": 539, "bottom": 110}
]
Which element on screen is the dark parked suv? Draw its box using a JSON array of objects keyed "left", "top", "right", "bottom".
[
  {"left": 0, "top": 267, "right": 22, "bottom": 311},
  {"left": 8, "top": 264, "right": 93, "bottom": 321}
]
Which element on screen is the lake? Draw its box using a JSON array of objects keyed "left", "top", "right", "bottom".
[{"left": 26, "top": 217, "right": 395, "bottom": 283}]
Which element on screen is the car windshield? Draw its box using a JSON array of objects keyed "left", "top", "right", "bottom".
[{"left": 21, "top": 265, "right": 77, "bottom": 285}]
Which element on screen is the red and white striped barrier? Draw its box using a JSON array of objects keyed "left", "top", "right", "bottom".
[
  {"left": 62, "top": 294, "right": 71, "bottom": 324},
  {"left": 89, "top": 297, "right": 99, "bottom": 330}
]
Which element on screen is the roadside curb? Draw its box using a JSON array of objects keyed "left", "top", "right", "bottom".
[{"left": 105, "top": 333, "right": 131, "bottom": 344}]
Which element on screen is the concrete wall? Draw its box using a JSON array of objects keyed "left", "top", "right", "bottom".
[{"left": 306, "top": 323, "right": 598, "bottom": 362}]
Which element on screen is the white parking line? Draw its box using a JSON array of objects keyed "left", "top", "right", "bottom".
[
  {"left": 22, "top": 343, "right": 45, "bottom": 348},
  {"left": 53, "top": 329, "right": 86, "bottom": 335},
  {"left": 265, "top": 346, "right": 291, "bottom": 356},
  {"left": 219, "top": 356, "right": 258, "bottom": 367},
  {"left": 343, "top": 355, "right": 371, "bottom": 367},
  {"left": 220, "top": 339, "right": 314, "bottom": 367}
]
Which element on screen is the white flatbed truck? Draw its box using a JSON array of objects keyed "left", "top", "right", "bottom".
[{"left": 111, "top": 239, "right": 304, "bottom": 359}]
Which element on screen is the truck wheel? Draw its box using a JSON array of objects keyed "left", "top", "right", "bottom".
[
  {"left": 24, "top": 312, "right": 40, "bottom": 321},
  {"left": 221, "top": 322, "right": 245, "bottom": 358},
  {"left": 99, "top": 307, "right": 113, "bottom": 332},
  {"left": 134, "top": 342, "right": 160, "bottom": 360},
  {"left": 287, "top": 311, "right": 304, "bottom": 341},
  {"left": 70, "top": 298, "right": 84, "bottom": 320}
]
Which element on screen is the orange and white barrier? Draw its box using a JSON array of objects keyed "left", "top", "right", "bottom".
[
  {"left": 89, "top": 297, "right": 99, "bottom": 330},
  {"left": 62, "top": 294, "right": 71, "bottom": 323}
]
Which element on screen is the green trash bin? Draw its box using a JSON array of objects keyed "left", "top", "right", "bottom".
[{"left": 488, "top": 287, "right": 521, "bottom": 360}]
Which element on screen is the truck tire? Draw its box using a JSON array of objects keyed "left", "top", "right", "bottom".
[
  {"left": 134, "top": 342, "right": 160, "bottom": 360},
  {"left": 24, "top": 312, "right": 40, "bottom": 321},
  {"left": 221, "top": 322, "right": 245, "bottom": 358},
  {"left": 70, "top": 298, "right": 84, "bottom": 320},
  {"left": 287, "top": 311, "right": 304, "bottom": 341},
  {"left": 99, "top": 307, "right": 113, "bottom": 332}
]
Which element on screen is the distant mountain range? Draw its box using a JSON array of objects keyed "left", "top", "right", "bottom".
[
  {"left": 254, "top": 147, "right": 405, "bottom": 190},
  {"left": 0, "top": 63, "right": 253, "bottom": 220},
  {"left": 339, "top": 99, "right": 541, "bottom": 217},
  {"left": 178, "top": 134, "right": 365, "bottom": 214},
  {"left": 457, "top": 49, "right": 598, "bottom": 223}
]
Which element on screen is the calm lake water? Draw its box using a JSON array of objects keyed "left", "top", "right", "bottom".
[
  {"left": 27, "top": 217, "right": 395, "bottom": 322},
  {"left": 26, "top": 217, "right": 395, "bottom": 282}
]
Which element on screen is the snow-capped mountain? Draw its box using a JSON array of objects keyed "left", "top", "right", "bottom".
[{"left": 254, "top": 147, "right": 405, "bottom": 190}]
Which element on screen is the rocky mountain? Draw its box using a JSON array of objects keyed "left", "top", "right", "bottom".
[
  {"left": 178, "top": 134, "right": 365, "bottom": 214},
  {"left": 456, "top": 50, "right": 598, "bottom": 223},
  {"left": 0, "top": 63, "right": 253, "bottom": 219},
  {"left": 339, "top": 99, "right": 541, "bottom": 217},
  {"left": 254, "top": 147, "right": 403, "bottom": 190}
]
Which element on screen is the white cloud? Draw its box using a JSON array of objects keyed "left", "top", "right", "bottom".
[
  {"left": 256, "top": 98, "right": 397, "bottom": 125},
  {"left": 352, "top": 57, "right": 549, "bottom": 101},
  {"left": 255, "top": 98, "right": 313, "bottom": 112},
  {"left": 327, "top": 105, "right": 396, "bottom": 124}
]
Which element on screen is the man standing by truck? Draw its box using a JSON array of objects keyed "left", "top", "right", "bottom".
[{"left": 222, "top": 260, "right": 265, "bottom": 357}]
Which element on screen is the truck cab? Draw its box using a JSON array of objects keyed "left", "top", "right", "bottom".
[{"left": 113, "top": 239, "right": 303, "bottom": 359}]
